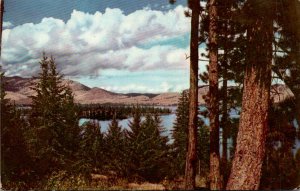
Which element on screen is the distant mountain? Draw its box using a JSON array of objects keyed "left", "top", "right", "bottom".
[
  {"left": 2, "top": 76, "right": 185, "bottom": 105},
  {"left": 3, "top": 76, "right": 293, "bottom": 106}
]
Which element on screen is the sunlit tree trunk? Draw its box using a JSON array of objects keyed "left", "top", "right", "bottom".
[
  {"left": 226, "top": 7, "right": 273, "bottom": 190},
  {"left": 208, "top": 0, "right": 221, "bottom": 189},
  {"left": 184, "top": 0, "right": 200, "bottom": 189}
]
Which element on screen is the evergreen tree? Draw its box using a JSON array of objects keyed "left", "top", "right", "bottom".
[
  {"left": 105, "top": 114, "right": 127, "bottom": 176},
  {"left": 125, "top": 106, "right": 142, "bottom": 178},
  {"left": 137, "top": 113, "right": 169, "bottom": 182},
  {"left": 78, "top": 120, "right": 104, "bottom": 176},
  {"left": 172, "top": 91, "right": 210, "bottom": 180},
  {"left": 126, "top": 110, "right": 169, "bottom": 182},
  {"left": 227, "top": 1, "right": 273, "bottom": 189},
  {"left": 198, "top": 0, "right": 246, "bottom": 188},
  {"left": 260, "top": 98, "right": 299, "bottom": 189},
  {"left": 1, "top": 68, "right": 32, "bottom": 188},
  {"left": 198, "top": 125, "right": 210, "bottom": 178},
  {"left": 28, "top": 54, "right": 80, "bottom": 176},
  {"left": 272, "top": 0, "right": 300, "bottom": 125},
  {"left": 207, "top": 0, "right": 222, "bottom": 188},
  {"left": 184, "top": 0, "right": 200, "bottom": 188},
  {"left": 127, "top": 106, "right": 142, "bottom": 141},
  {"left": 172, "top": 91, "right": 189, "bottom": 176}
]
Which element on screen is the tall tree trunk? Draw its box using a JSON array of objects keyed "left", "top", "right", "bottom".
[
  {"left": 226, "top": 9, "right": 273, "bottom": 190},
  {"left": 221, "top": 52, "right": 228, "bottom": 189},
  {"left": 221, "top": 8, "right": 229, "bottom": 188},
  {"left": 0, "top": 0, "right": 4, "bottom": 57},
  {"left": 208, "top": 0, "right": 221, "bottom": 189},
  {"left": 184, "top": 0, "right": 200, "bottom": 189}
]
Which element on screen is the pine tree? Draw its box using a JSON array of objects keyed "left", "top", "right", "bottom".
[
  {"left": 172, "top": 91, "right": 189, "bottom": 176},
  {"left": 272, "top": 0, "right": 300, "bottom": 125},
  {"left": 226, "top": 1, "right": 273, "bottom": 189},
  {"left": 172, "top": 91, "right": 210, "bottom": 181},
  {"left": 260, "top": 98, "right": 299, "bottom": 189},
  {"left": 105, "top": 114, "right": 127, "bottom": 176},
  {"left": 184, "top": 0, "right": 200, "bottom": 188},
  {"left": 207, "top": 0, "right": 222, "bottom": 188},
  {"left": 28, "top": 54, "right": 80, "bottom": 176},
  {"left": 1, "top": 68, "right": 31, "bottom": 187},
  {"left": 127, "top": 106, "right": 142, "bottom": 141},
  {"left": 137, "top": 113, "right": 169, "bottom": 182},
  {"left": 125, "top": 106, "right": 142, "bottom": 178},
  {"left": 198, "top": 125, "right": 210, "bottom": 178},
  {"left": 126, "top": 110, "right": 169, "bottom": 182},
  {"left": 78, "top": 120, "right": 104, "bottom": 176}
]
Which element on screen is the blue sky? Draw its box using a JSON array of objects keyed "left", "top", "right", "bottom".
[{"left": 2, "top": 0, "right": 208, "bottom": 93}]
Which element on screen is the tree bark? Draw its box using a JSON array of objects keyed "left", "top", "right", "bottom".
[
  {"left": 184, "top": 0, "right": 200, "bottom": 189},
  {"left": 221, "top": 8, "right": 229, "bottom": 189},
  {"left": 221, "top": 49, "right": 228, "bottom": 189},
  {"left": 208, "top": 0, "right": 221, "bottom": 189},
  {"left": 0, "top": 0, "right": 4, "bottom": 57},
  {"left": 226, "top": 10, "right": 273, "bottom": 190}
]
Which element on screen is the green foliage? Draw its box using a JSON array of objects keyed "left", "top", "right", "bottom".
[
  {"left": 198, "top": 125, "right": 210, "bottom": 177},
  {"left": 43, "top": 171, "right": 89, "bottom": 190},
  {"left": 171, "top": 91, "right": 189, "bottom": 176},
  {"left": 137, "top": 113, "right": 169, "bottom": 181},
  {"left": 79, "top": 104, "right": 171, "bottom": 120},
  {"left": 171, "top": 91, "right": 209, "bottom": 178},
  {"left": 28, "top": 54, "right": 80, "bottom": 176},
  {"left": 126, "top": 108, "right": 170, "bottom": 182},
  {"left": 1, "top": 68, "right": 33, "bottom": 188},
  {"left": 77, "top": 120, "right": 105, "bottom": 176},
  {"left": 260, "top": 98, "right": 299, "bottom": 189},
  {"left": 104, "top": 114, "right": 128, "bottom": 176}
]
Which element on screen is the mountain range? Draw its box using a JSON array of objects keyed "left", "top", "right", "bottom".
[{"left": 3, "top": 76, "right": 293, "bottom": 106}]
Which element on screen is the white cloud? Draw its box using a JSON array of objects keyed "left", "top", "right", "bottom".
[
  {"left": 2, "top": 5, "right": 191, "bottom": 77},
  {"left": 3, "top": 21, "right": 14, "bottom": 29},
  {"left": 101, "top": 81, "right": 185, "bottom": 93}
]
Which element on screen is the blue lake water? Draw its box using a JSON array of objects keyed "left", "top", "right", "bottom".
[
  {"left": 79, "top": 106, "right": 300, "bottom": 152},
  {"left": 79, "top": 111, "right": 177, "bottom": 141}
]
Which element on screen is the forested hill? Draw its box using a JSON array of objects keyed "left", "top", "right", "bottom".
[{"left": 3, "top": 76, "right": 293, "bottom": 105}]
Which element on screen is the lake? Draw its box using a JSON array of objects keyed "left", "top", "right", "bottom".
[
  {"left": 79, "top": 106, "right": 178, "bottom": 140},
  {"left": 79, "top": 106, "right": 241, "bottom": 154},
  {"left": 79, "top": 106, "right": 300, "bottom": 154},
  {"left": 79, "top": 106, "right": 240, "bottom": 133}
]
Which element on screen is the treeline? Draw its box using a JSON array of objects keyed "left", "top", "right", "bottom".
[
  {"left": 79, "top": 104, "right": 171, "bottom": 120},
  {"left": 0, "top": 55, "right": 209, "bottom": 190}
]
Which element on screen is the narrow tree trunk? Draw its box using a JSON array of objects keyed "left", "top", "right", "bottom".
[
  {"left": 208, "top": 0, "right": 221, "bottom": 189},
  {"left": 0, "top": 0, "right": 4, "bottom": 57},
  {"left": 221, "top": 56, "right": 228, "bottom": 187},
  {"left": 221, "top": 13, "right": 229, "bottom": 189},
  {"left": 184, "top": 0, "right": 200, "bottom": 189},
  {"left": 226, "top": 12, "right": 273, "bottom": 190}
]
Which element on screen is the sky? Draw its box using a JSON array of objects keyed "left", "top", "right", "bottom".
[{"left": 2, "top": 0, "right": 208, "bottom": 93}]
